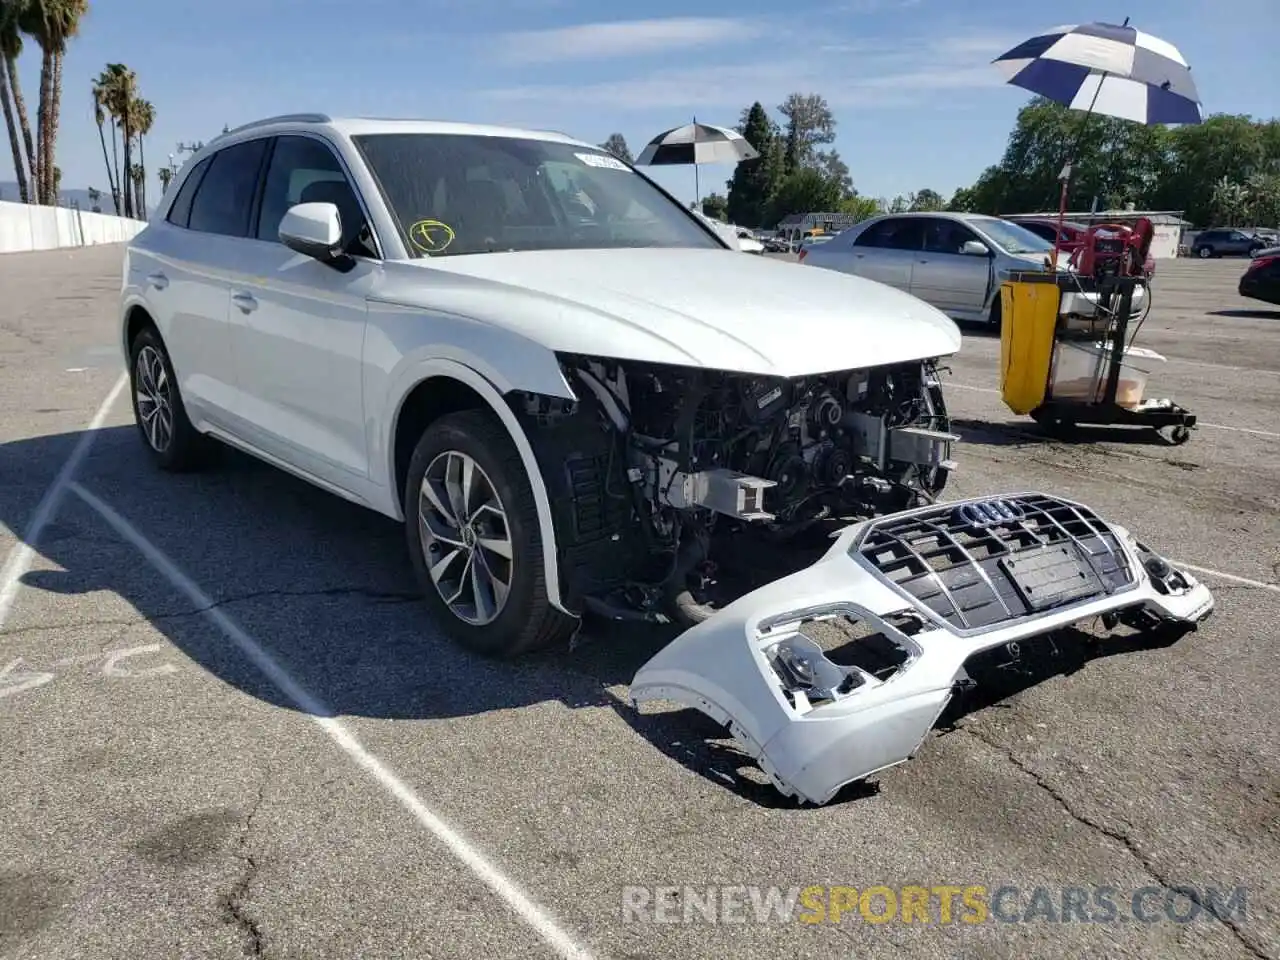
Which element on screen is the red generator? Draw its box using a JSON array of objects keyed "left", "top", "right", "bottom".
[{"left": 1069, "top": 218, "right": 1156, "bottom": 280}]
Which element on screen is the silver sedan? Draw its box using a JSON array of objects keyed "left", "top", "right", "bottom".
[{"left": 798, "top": 211, "right": 1144, "bottom": 326}]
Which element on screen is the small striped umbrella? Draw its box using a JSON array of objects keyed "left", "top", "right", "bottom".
[
  {"left": 992, "top": 19, "right": 1202, "bottom": 267},
  {"left": 636, "top": 119, "right": 760, "bottom": 205}
]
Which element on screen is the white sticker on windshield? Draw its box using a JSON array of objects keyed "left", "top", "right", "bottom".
[{"left": 575, "top": 152, "right": 630, "bottom": 171}]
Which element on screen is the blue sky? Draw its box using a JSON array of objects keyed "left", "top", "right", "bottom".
[{"left": 2, "top": 0, "right": 1276, "bottom": 208}]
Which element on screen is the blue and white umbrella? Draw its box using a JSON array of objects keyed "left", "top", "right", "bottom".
[{"left": 993, "top": 21, "right": 1202, "bottom": 126}]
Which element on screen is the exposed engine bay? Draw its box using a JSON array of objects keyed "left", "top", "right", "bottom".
[{"left": 516, "top": 354, "right": 960, "bottom": 624}]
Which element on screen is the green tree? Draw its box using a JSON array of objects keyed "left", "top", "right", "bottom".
[
  {"left": 951, "top": 97, "right": 1280, "bottom": 227},
  {"left": 816, "top": 150, "right": 852, "bottom": 197},
  {"left": 778, "top": 92, "right": 836, "bottom": 174},
  {"left": 1210, "top": 177, "right": 1248, "bottom": 225},
  {"left": 700, "top": 192, "right": 728, "bottom": 221},
  {"left": 1245, "top": 172, "right": 1280, "bottom": 227},
  {"left": 769, "top": 167, "right": 842, "bottom": 224},
  {"left": 726, "top": 101, "right": 784, "bottom": 228},
  {"left": 599, "top": 132, "right": 632, "bottom": 164},
  {"left": 838, "top": 193, "right": 881, "bottom": 220},
  {"left": 908, "top": 188, "right": 945, "bottom": 212},
  {"left": 946, "top": 186, "right": 976, "bottom": 212}
]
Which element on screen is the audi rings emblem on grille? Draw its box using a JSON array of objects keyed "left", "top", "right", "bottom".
[{"left": 952, "top": 498, "right": 1026, "bottom": 528}]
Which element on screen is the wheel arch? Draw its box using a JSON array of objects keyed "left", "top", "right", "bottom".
[
  {"left": 386, "top": 359, "right": 577, "bottom": 617},
  {"left": 121, "top": 300, "right": 159, "bottom": 358}
]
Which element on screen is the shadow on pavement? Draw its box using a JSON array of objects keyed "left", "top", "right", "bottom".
[
  {"left": 0, "top": 423, "right": 1195, "bottom": 808},
  {"left": 950, "top": 417, "right": 1178, "bottom": 448},
  {"left": 1209, "top": 308, "right": 1280, "bottom": 320}
]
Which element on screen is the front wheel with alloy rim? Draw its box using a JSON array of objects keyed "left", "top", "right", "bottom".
[
  {"left": 403, "top": 409, "right": 577, "bottom": 657},
  {"left": 1197, "top": 246, "right": 1212, "bottom": 258},
  {"left": 128, "top": 326, "right": 215, "bottom": 471}
]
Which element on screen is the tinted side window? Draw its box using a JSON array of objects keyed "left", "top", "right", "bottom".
[
  {"left": 856, "top": 218, "right": 923, "bottom": 250},
  {"left": 854, "top": 221, "right": 894, "bottom": 247},
  {"left": 1019, "top": 222, "right": 1053, "bottom": 242},
  {"left": 255, "top": 136, "right": 368, "bottom": 250},
  {"left": 922, "top": 218, "right": 979, "bottom": 254},
  {"left": 165, "top": 157, "right": 211, "bottom": 228},
  {"left": 187, "top": 139, "right": 269, "bottom": 237}
]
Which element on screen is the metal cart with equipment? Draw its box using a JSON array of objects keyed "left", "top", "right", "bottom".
[{"left": 998, "top": 223, "right": 1198, "bottom": 445}]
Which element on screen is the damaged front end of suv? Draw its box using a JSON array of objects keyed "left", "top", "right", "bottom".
[
  {"left": 629, "top": 492, "right": 1214, "bottom": 805},
  {"left": 516, "top": 353, "right": 959, "bottom": 628}
]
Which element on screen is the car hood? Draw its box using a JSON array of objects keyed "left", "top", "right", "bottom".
[{"left": 381, "top": 248, "right": 961, "bottom": 376}]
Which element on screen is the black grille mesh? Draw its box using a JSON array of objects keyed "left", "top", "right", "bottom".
[{"left": 852, "top": 494, "right": 1135, "bottom": 631}]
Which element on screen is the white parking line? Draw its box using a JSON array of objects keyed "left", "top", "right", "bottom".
[
  {"left": 67, "top": 481, "right": 596, "bottom": 960},
  {"left": 0, "top": 373, "right": 127, "bottom": 630},
  {"left": 1179, "top": 563, "right": 1280, "bottom": 595},
  {"left": 945, "top": 381, "right": 1280, "bottom": 440}
]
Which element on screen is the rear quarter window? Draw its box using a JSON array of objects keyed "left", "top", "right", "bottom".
[{"left": 165, "top": 157, "right": 212, "bottom": 228}]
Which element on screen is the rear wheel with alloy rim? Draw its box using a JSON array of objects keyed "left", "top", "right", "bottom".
[
  {"left": 128, "top": 325, "right": 215, "bottom": 470},
  {"left": 403, "top": 409, "right": 577, "bottom": 657}
]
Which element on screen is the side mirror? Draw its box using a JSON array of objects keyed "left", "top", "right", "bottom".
[
  {"left": 279, "top": 202, "right": 344, "bottom": 262},
  {"left": 961, "top": 240, "right": 989, "bottom": 257}
]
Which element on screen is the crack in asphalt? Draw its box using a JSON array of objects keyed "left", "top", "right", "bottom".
[
  {"left": 221, "top": 773, "right": 271, "bottom": 959},
  {"left": 960, "top": 724, "right": 1272, "bottom": 960},
  {"left": 0, "top": 585, "right": 422, "bottom": 639}
]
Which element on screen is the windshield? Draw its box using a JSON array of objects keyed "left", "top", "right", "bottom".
[
  {"left": 352, "top": 133, "right": 724, "bottom": 257},
  {"left": 971, "top": 217, "right": 1056, "bottom": 256}
]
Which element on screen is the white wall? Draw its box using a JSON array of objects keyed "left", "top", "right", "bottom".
[
  {"left": 0, "top": 200, "right": 146, "bottom": 254},
  {"left": 1149, "top": 224, "right": 1180, "bottom": 260}
]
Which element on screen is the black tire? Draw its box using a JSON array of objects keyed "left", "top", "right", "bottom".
[
  {"left": 988, "top": 294, "right": 1002, "bottom": 330},
  {"left": 1197, "top": 246, "right": 1212, "bottom": 259},
  {"left": 128, "top": 325, "right": 216, "bottom": 471},
  {"left": 403, "top": 408, "right": 578, "bottom": 658}
]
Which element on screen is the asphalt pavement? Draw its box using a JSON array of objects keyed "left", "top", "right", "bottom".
[{"left": 2, "top": 246, "right": 1278, "bottom": 960}]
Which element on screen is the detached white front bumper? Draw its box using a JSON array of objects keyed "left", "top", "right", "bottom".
[{"left": 629, "top": 492, "right": 1213, "bottom": 805}]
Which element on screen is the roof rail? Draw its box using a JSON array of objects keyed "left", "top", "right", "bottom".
[{"left": 217, "top": 113, "right": 332, "bottom": 138}]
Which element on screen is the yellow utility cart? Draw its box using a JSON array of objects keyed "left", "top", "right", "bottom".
[{"left": 998, "top": 271, "right": 1196, "bottom": 445}]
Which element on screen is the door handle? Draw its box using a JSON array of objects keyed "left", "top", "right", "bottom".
[
  {"left": 146, "top": 272, "right": 168, "bottom": 290},
  {"left": 231, "top": 291, "right": 258, "bottom": 314}
]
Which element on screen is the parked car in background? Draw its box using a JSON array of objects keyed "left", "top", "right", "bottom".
[
  {"left": 735, "top": 228, "right": 765, "bottom": 254},
  {"left": 797, "top": 211, "right": 1144, "bottom": 326},
  {"left": 1017, "top": 217, "right": 1156, "bottom": 278},
  {"left": 1014, "top": 217, "right": 1088, "bottom": 253},
  {"left": 1239, "top": 251, "right": 1280, "bottom": 306},
  {"left": 1191, "top": 228, "right": 1269, "bottom": 258},
  {"left": 797, "top": 233, "right": 833, "bottom": 254}
]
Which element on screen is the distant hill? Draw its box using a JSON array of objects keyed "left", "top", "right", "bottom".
[{"left": 0, "top": 181, "right": 154, "bottom": 217}]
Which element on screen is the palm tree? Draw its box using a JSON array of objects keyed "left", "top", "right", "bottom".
[
  {"left": 97, "top": 62, "right": 134, "bottom": 216},
  {"left": 90, "top": 81, "right": 120, "bottom": 213},
  {"left": 0, "top": 51, "right": 27, "bottom": 201},
  {"left": 0, "top": 0, "right": 35, "bottom": 202},
  {"left": 86, "top": 184, "right": 100, "bottom": 211},
  {"left": 130, "top": 97, "right": 154, "bottom": 216},
  {"left": 19, "top": 0, "right": 90, "bottom": 204},
  {"left": 129, "top": 162, "right": 143, "bottom": 219},
  {"left": 157, "top": 165, "right": 173, "bottom": 194}
]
